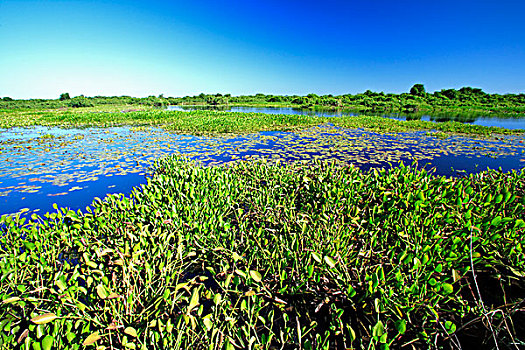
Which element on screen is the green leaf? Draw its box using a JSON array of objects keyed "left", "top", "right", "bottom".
[
  {"left": 31, "top": 313, "right": 58, "bottom": 325},
  {"left": 395, "top": 319, "right": 406, "bottom": 334},
  {"left": 347, "top": 285, "right": 356, "bottom": 298},
  {"left": 249, "top": 270, "right": 263, "bottom": 282},
  {"left": 444, "top": 321, "right": 457, "bottom": 334},
  {"left": 82, "top": 332, "right": 101, "bottom": 346},
  {"left": 348, "top": 326, "right": 356, "bottom": 342},
  {"left": 372, "top": 320, "right": 385, "bottom": 337},
  {"left": 188, "top": 287, "right": 200, "bottom": 313},
  {"left": 3, "top": 297, "right": 21, "bottom": 304},
  {"left": 379, "top": 332, "right": 388, "bottom": 344},
  {"left": 202, "top": 314, "right": 213, "bottom": 331},
  {"left": 232, "top": 252, "right": 243, "bottom": 261},
  {"left": 96, "top": 284, "right": 109, "bottom": 299},
  {"left": 42, "top": 335, "right": 54, "bottom": 350},
  {"left": 515, "top": 219, "right": 525, "bottom": 229},
  {"left": 491, "top": 216, "right": 502, "bottom": 226},
  {"left": 324, "top": 256, "right": 337, "bottom": 269},
  {"left": 311, "top": 252, "right": 322, "bottom": 264},
  {"left": 56, "top": 279, "right": 67, "bottom": 292},
  {"left": 124, "top": 327, "right": 137, "bottom": 338},
  {"left": 66, "top": 332, "right": 76, "bottom": 343},
  {"left": 442, "top": 283, "right": 454, "bottom": 294},
  {"left": 509, "top": 267, "right": 525, "bottom": 277}
]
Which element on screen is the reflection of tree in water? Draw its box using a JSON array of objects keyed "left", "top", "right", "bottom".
[{"left": 429, "top": 113, "right": 477, "bottom": 123}]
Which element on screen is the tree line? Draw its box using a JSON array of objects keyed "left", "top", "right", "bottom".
[{"left": 2, "top": 85, "right": 525, "bottom": 114}]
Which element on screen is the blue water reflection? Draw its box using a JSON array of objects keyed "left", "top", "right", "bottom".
[{"left": 1, "top": 124, "right": 524, "bottom": 216}]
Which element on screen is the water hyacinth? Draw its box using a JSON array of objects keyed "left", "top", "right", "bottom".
[
  {"left": 0, "top": 158, "right": 524, "bottom": 349},
  {"left": 1, "top": 109, "right": 523, "bottom": 136}
]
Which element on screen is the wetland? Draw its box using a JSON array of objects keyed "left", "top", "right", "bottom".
[
  {"left": 1, "top": 122, "right": 524, "bottom": 217},
  {"left": 0, "top": 104, "right": 524, "bottom": 349}
]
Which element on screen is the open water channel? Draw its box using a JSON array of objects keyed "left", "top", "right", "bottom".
[{"left": 1, "top": 109, "right": 524, "bottom": 216}]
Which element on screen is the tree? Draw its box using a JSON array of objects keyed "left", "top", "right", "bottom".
[
  {"left": 59, "top": 93, "right": 71, "bottom": 101},
  {"left": 410, "top": 84, "right": 426, "bottom": 96},
  {"left": 68, "top": 96, "right": 94, "bottom": 108}
]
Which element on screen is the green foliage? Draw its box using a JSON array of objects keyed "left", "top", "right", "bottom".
[
  {"left": 0, "top": 160, "right": 524, "bottom": 348},
  {"left": 68, "top": 96, "right": 95, "bottom": 108},
  {"left": 1, "top": 87, "right": 525, "bottom": 116},
  {"left": 59, "top": 93, "right": 71, "bottom": 101},
  {"left": 410, "top": 84, "right": 426, "bottom": 96},
  {"left": 1, "top": 109, "right": 522, "bottom": 136}
]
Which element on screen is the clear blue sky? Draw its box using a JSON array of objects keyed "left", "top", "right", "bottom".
[{"left": 1, "top": 0, "right": 524, "bottom": 98}]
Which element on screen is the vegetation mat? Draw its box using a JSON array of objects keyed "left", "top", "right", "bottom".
[
  {"left": 1, "top": 109, "right": 523, "bottom": 136},
  {"left": 1, "top": 159, "right": 524, "bottom": 349}
]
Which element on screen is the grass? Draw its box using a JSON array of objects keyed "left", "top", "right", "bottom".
[
  {"left": 0, "top": 159, "right": 524, "bottom": 349},
  {"left": 1, "top": 108, "right": 523, "bottom": 136}
]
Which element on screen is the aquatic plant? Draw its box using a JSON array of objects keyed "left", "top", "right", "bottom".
[
  {"left": 0, "top": 159, "right": 523, "bottom": 349},
  {"left": 1, "top": 109, "right": 523, "bottom": 136}
]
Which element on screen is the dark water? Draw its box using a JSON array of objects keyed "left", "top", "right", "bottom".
[
  {"left": 168, "top": 105, "right": 525, "bottom": 129},
  {"left": 1, "top": 125, "right": 524, "bottom": 217}
]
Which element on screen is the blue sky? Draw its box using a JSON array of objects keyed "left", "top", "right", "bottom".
[{"left": 1, "top": 0, "right": 524, "bottom": 98}]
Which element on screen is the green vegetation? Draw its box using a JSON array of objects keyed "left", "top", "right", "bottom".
[
  {"left": 1, "top": 159, "right": 524, "bottom": 349},
  {"left": 59, "top": 93, "right": 71, "bottom": 101},
  {"left": 0, "top": 95, "right": 169, "bottom": 110},
  {"left": 181, "top": 86, "right": 525, "bottom": 115},
  {"left": 1, "top": 88, "right": 524, "bottom": 349},
  {"left": 1, "top": 109, "right": 523, "bottom": 136},
  {"left": 410, "top": 83, "right": 426, "bottom": 96},
  {"left": 2, "top": 85, "right": 525, "bottom": 115}
]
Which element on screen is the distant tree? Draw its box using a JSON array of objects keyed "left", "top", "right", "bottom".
[
  {"left": 292, "top": 97, "right": 306, "bottom": 105},
  {"left": 410, "top": 84, "right": 426, "bottom": 96},
  {"left": 459, "top": 87, "right": 486, "bottom": 96},
  {"left": 438, "top": 89, "right": 458, "bottom": 100},
  {"left": 59, "top": 93, "right": 71, "bottom": 101},
  {"left": 2, "top": 97, "right": 13, "bottom": 101},
  {"left": 267, "top": 96, "right": 283, "bottom": 102},
  {"left": 68, "top": 96, "right": 94, "bottom": 108}
]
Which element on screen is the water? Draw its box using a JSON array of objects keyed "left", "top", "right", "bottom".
[
  {"left": 1, "top": 125, "right": 524, "bottom": 216},
  {"left": 168, "top": 105, "right": 525, "bottom": 129},
  {"left": 168, "top": 105, "right": 360, "bottom": 117}
]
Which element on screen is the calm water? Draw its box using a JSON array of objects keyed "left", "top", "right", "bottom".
[
  {"left": 1, "top": 124, "right": 524, "bottom": 216},
  {"left": 168, "top": 105, "right": 525, "bottom": 129}
]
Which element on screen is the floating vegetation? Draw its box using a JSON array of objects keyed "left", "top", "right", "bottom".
[
  {"left": 0, "top": 159, "right": 523, "bottom": 348},
  {"left": 1, "top": 124, "right": 524, "bottom": 216},
  {"left": 1, "top": 109, "right": 524, "bottom": 136}
]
